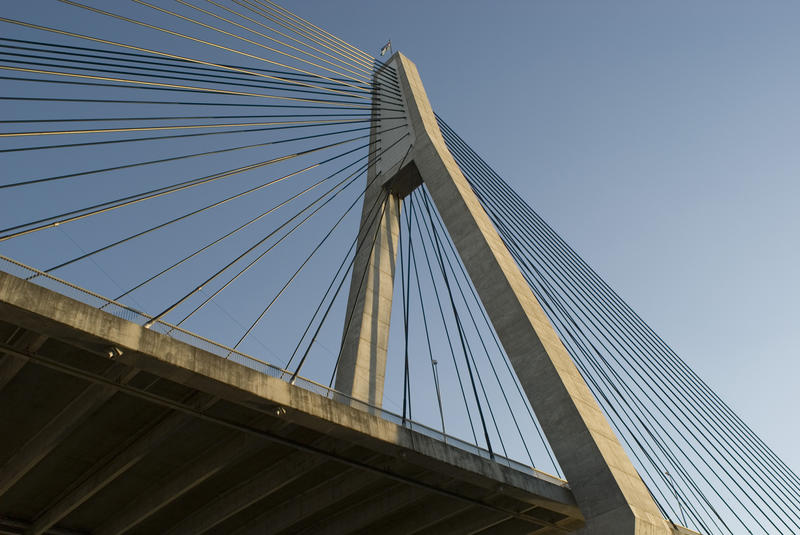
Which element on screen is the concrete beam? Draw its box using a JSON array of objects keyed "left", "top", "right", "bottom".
[
  {"left": 28, "top": 393, "right": 215, "bottom": 535},
  {"left": 164, "top": 446, "right": 331, "bottom": 535},
  {"left": 0, "top": 363, "right": 136, "bottom": 498},
  {"left": 232, "top": 466, "right": 381, "bottom": 535},
  {"left": 386, "top": 52, "right": 672, "bottom": 534},
  {"left": 0, "top": 353, "right": 26, "bottom": 392},
  {"left": 94, "top": 431, "right": 265, "bottom": 535},
  {"left": 530, "top": 523, "right": 583, "bottom": 535},
  {"left": 465, "top": 506, "right": 565, "bottom": 535},
  {"left": 296, "top": 482, "right": 429, "bottom": 535},
  {"left": 422, "top": 506, "right": 510, "bottom": 535},
  {"left": 471, "top": 518, "right": 540, "bottom": 535},
  {"left": 0, "top": 329, "right": 47, "bottom": 392},
  {"left": 0, "top": 515, "right": 82, "bottom": 535},
  {"left": 378, "top": 495, "right": 472, "bottom": 535},
  {"left": 0, "top": 272, "right": 581, "bottom": 522}
]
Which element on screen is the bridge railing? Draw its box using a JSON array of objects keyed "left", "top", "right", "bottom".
[{"left": 0, "top": 254, "right": 566, "bottom": 487}]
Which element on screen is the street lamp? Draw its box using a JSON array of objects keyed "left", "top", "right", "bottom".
[{"left": 432, "top": 359, "right": 446, "bottom": 440}]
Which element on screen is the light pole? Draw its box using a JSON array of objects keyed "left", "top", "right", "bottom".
[{"left": 432, "top": 359, "right": 446, "bottom": 440}]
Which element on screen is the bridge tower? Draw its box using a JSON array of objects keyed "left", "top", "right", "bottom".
[{"left": 335, "top": 52, "right": 675, "bottom": 535}]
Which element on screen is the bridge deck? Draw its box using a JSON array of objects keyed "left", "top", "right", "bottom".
[{"left": 0, "top": 272, "right": 584, "bottom": 535}]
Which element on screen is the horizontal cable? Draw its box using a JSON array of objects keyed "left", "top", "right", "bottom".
[
  {"left": 157, "top": 154, "right": 372, "bottom": 328},
  {"left": 173, "top": 0, "right": 372, "bottom": 84},
  {"left": 59, "top": 0, "right": 372, "bottom": 99},
  {"left": 107, "top": 124, "right": 405, "bottom": 305},
  {"left": 30, "top": 123, "right": 407, "bottom": 272},
  {"left": 241, "top": 0, "right": 399, "bottom": 90},
  {"left": 0, "top": 74, "right": 362, "bottom": 107},
  {"left": 0, "top": 75, "right": 403, "bottom": 112},
  {"left": 0, "top": 52, "right": 383, "bottom": 100},
  {"left": 254, "top": 0, "right": 389, "bottom": 82},
  {"left": 108, "top": 169, "right": 333, "bottom": 304},
  {"left": 41, "top": 163, "right": 358, "bottom": 276},
  {"left": 0, "top": 37, "right": 373, "bottom": 89},
  {"left": 0, "top": 119, "right": 373, "bottom": 154},
  {"left": 0, "top": 76, "right": 405, "bottom": 113},
  {"left": 0, "top": 65, "right": 370, "bottom": 107},
  {"left": 0, "top": 135, "right": 371, "bottom": 240},
  {"left": 238, "top": 0, "right": 375, "bottom": 73},
  {"left": 2, "top": 121, "right": 407, "bottom": 190},
  {"left": 227, "top": 163, "right": 377, "bottom": 353},
  {"left": 144, "top": 0, "right": 374, "bottom": 90},
  {"left": 0, "top": 95, "right": 375, "bottom": 109},
  {"left": 0, "top": 112, "right": 372, "bottom": 124},
  {"left": 232, "top": 0, "right": 376, "bottom": 78},
  {"left": 291, "top": 192, "right": 389, "bottom": 381},
  {"left": 0, "top": 117, "right": 369, "bottom": 137},
  {"left": 281, "top": 136, "right": 411, "bottom": 375},
  {"left": 0, "top": 17, "right": 371, "bottom": 103},
  {"left": 200, "top": 0, "right": 375, "bottom": 80},
  {"left": 0, "top": 124, "right": 379, "bottom": 189},
  {"left": 262, "top": 0, "right": 375, "bottom": 62}
]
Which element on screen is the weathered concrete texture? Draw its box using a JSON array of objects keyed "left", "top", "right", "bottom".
[
  {"left": 0, "top": 271, "right": 584, "bottom": 534},
  {"left": 0, "top": 329, "right": 46, "bottom": 393},
  {"left": 382, "top": 52, "right": 675, "bottom": 534},
  {"left": 334, "top": 62, "right": 416, "bottom": 409},
  {"left": 334, "top": 187, "right": 400, "bottom": 409}
]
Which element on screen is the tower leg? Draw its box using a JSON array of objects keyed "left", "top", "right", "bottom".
[
  {"left": 389, "top": 53, "right": 674, "bottom": 534},
  {"left": 333, "top": 177, "right": 401, "bottom": 409},
  {"left": 336, "top": 49, "right": 675, "bottom": 533}
]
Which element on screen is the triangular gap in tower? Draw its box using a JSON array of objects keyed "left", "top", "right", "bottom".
[
  {"left": 331, "top": 51, "right": 675, "bottom": 534},
  {"left": 376, "top": 183, "right": 564, "bottom": 478}
]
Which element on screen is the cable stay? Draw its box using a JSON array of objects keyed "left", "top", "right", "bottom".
[
  {"left": 0, "top": 134, "right": 374, "bottom": 241},
  {"left": 436, "top": 114, "right": 800, "bottom": 534},
  {"left": 0, "top": 120, "right": 378, "bottom": 154},
  {"left": 0, "top": 37, "right": 374, "bottom": 89},
  {"left": 4, "top": 4, "right": 798, "bottom": 534},
  {"left": 55, "top": 0, "right": 373, "bottom": 98},
  {"left": 0, "top": 16, "right": 371, "bottom": 103},
  {"left": 0, "top": 124, "right": 379, "bottom": 189}
]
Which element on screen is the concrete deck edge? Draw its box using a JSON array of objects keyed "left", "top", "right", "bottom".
[{"left": 0, "top": 270, "right": 579, "bottom": 517}]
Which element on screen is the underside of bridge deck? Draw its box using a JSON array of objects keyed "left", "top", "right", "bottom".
[{"left": 0, "top": 272, "right": 583, "bottom": 535}]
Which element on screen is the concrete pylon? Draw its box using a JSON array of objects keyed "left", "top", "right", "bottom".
[
  {"left": 333, "top": 178, "right": 400, "bottom": 408},
  {"left": 333, "top": 70, "right": 418, "bottom": 408},
  {"left": 335, "top": 52, "right": 674, "bottom": 534}
]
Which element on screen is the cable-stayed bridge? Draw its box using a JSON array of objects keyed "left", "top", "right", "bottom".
[{"left": 0, "top": 2, "right": 797, "bottom": 534}]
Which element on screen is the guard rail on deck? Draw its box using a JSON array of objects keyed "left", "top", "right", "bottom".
[{"left": 0, "top": 254, "right": 566, "bottom": 488}]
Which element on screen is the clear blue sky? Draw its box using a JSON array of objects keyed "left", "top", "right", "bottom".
[
  {"left": 2, "top": 1, "right": 797, "bottom": 476},
  {"left": 293, "top": 0, "right": 800, "bottom": 471}
]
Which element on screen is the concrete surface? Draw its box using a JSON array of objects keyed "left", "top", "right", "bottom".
[
  {"left": 354, "top": 52, "right": 677, "bottom": 535},
  {"left": 0, "top": 270, "right": 584, "bottom": 535}
]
